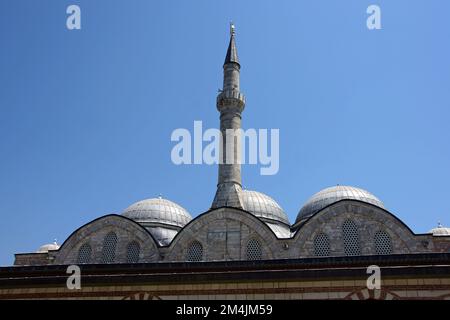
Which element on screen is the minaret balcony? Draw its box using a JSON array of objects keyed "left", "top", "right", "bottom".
[{"left": 216, "top": 89, "right": 246, "bottom": 110}]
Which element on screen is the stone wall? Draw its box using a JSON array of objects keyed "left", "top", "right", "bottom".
[
  {"left": 291, "top": 200, "right": 434, "bottom": 258},
  {"left": 14, "top": 253, "right": 51, "bottom": 266},
  {"left": 54, "top": 215, "right": 159, "bottom": 265},
  {"left": 14, "top": 201, "right": 449, "bottom": 266},
  {"left": 165, "top": 207, "right": 279, "bottom": 262},
  {"left": 1, "top": 277, "right": 450, "bottom": 300}
]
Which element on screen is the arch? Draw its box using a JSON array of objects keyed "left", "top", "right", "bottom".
[
  {"left": 344, "top": 288, "right": 400, "bottom": 300},
  {"left": 294, "top": 199, "right": 418, "bottom": 236},
  {"left": 122, "top": 292, "right": 162, "bottom": 300},
  {"left": 166, "top": 207, "right": 279, "bottom": 262},
  {"left": 292, "top": 200, "right": 425, "bottom": 257},
  {"left": 54, "top": 215, "right": 159, "bottom": 264},
  {"left": 170, "top": 206, "right": 283, "bottom": 245}
]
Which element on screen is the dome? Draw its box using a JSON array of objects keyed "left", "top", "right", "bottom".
[
  {"left": 123, "top": 197, "right": 192, "bottom": 246},
  {"left": 123, "top": 197, "right": 192, "bottom": 228},
  {"left": 429, "top": 223, "right": 450, "bottom": 236},
  {"left": 296, "top": 185, "right": 385, "bottom": 224},
  {"left": 36, "top": 242, "right": 59, "bottom": 253},
  {"left": 241, "top": 190, "right": 290, "bottom": 225}
]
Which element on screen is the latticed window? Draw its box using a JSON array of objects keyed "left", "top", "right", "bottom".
[
  {"left": 246, "top": 238, "right": 262, "bottom": 260},
  {"left": 100, "top": 232, "right": 118, "bottom": 263},
  {"left": 186, "top": 241, "right": 203, "bottom": 262},
  {"left": 342, "top": 219, "right": 361, "bottom": 256},
  {"left": 374, "top": 230, "right": 393, "bottom": 255},
  {"left": 314, "top": 232, "right": 330, "bottom": 257},
  {"left": 77, "top": 243, "right": 92, "bottom": 264},
  {"left": 126, "top": 241, "right": 141, "bottom": 263}
]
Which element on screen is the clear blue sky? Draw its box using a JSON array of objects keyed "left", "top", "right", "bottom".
[{"left": 1, "top": 0, "right": 449, "bottom": 266}]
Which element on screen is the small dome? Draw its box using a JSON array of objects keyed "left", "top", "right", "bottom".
[
  {"left": 36, "top": 242, "right": 59, "bottom": 253},
  {"left": 123, "top": 197, "right": 192, "bottom": 246},
  {"left": 429, "top": 223, "right": 450, "bottom": 236},
  {"left": 241, "top": 190, "right": 290, "bottom": 225},
  {"left": 123, "top": 197, "right": 192, "bottom": 228},
  {"left": 296, "top": 185, "right": 385, "bottom": 224}
]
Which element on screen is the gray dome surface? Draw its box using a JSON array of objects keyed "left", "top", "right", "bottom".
[
  {"left": 36, "top": 242, "right": 60, "bottom": 253},
  {"left": 123, "top": 198, "right": 192, "bottom": 228},
  {"left": 264, "top": 221, "right": 292, "bottom": 239},
  {"left": 241, "top": 190, "right": 290, "bottom": 225},
  {"left": 429, "top": 223, "right": 450, "bottom": 236},
  {"left": 296, "top": 185, "right": 385, "bottom": 224},
  {"left": 146, "top": 226, "right": 180, "bottom": 246}
]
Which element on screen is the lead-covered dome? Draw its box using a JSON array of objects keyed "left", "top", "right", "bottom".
[
  {"left": 240, "top": 190, "right": 291, "bottom": 238},
  {"left": 122, "top": 197, "right": 192, "bottom": 245},
  {"left": 123, "top": 197, "right": 191, "bottom": 227},
  {"left": 429, "top": 223, "right": 450, "bottom": 236},
  {"left": 36, "top": 242, "right": 60, "bottom": 253},
  {"left": 241, "top": 190, "right": 290, "bottom": 225},
  {"left": 296, "top": 185, "right": 385, "bottom": 224}
]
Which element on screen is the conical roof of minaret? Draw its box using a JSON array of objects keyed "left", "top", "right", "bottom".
[{"left": 224, "top": 23, "right": 239, "bottom": 66}]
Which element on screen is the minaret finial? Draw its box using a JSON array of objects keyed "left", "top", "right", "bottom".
[
  {"left": 230, "top": 22, "right": 235, "bottom": 36},
  {"left": 224, "top": 23, "right": 239, "bottom": 66}
]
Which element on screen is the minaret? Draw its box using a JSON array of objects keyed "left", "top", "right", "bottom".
[{"left": 211, "top": 23, "right": 246, "bottom": 209}]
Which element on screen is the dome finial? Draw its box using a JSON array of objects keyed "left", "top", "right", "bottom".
[
  {"left": 438, "top": 221, "right": 443, "bottom": 228},
  {"left": 158, "top": 193, "right": 163, "bottom": 199}
]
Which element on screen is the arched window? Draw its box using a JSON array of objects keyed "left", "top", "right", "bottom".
[
  {"left": 186, "top": 241, "right": 203, "bottom": 262},
  {"left": 314, "top": 232, "right": 330, "bottom": 257},
  {"left": 100, "top": 232, "right": 118, "bottom": 263},
  {"left": 374, "top": 230, "right": 393, "bottom": 255},
  {"left": 342, "top": 219, "right": 361, "bottom": 256},
  {"left": 246, "top": 238, "right": 262, "bottom": 260},
  {"left": 126, "top": 241, "right": 141, "bottom": 263},
  {"left": 77, "top": 243, "right": 92, "bottom": 264}
]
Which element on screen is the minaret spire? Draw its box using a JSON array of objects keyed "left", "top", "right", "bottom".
[
  {"left": 211, "top": 23, "right": 246, "bottom": 209},
  {"left": 224, "top": 23, "right": 239, "bottom": 66}
]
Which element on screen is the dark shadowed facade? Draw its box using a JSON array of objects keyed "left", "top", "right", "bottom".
[{"left": 1, "top": 26, "right": 450, "bottom": 300}]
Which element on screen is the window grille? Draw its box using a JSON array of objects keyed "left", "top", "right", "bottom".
[
  {"left": 77, "top": 243, "right": 92, "bottom": 264},
  {"left": 100, "top": 232, "right": 118, "bottom": 263},
  {"left": 314, "top": 233, "right": 331, "bottom": 257},
  {"left": 374, "top": 230, "right": 393, "bottom": 255},
  {"left": 126, "top": 241, "right": 141, "bottom": 263},
  {"left": 246, "top": 238, "right": 262, "bottom": 260},
  {"left": 186, "top": 241, "right": 203, "bottom": 262},
  {"left": 342, "top": 219, "right": 361, "bottom": 256}
]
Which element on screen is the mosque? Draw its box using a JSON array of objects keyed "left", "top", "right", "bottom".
[{"left": 1, "top": 26, "right": 449, "bottom": 300}]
